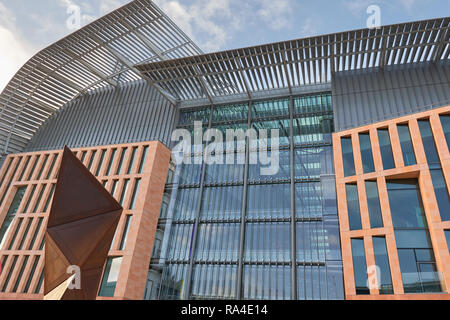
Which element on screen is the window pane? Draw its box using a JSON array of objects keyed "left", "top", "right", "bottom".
[
  {"left": 365, "top": 181, "right": 383, "bottom": 228},
  {"left": 106, "top": 149, "right": 117, "bottom": 176},
  {"left": 0, "top": 187, "right": 26, "bottom": 247},
  {"left": 373, "top": 237, "right": 393, "bottom": 294},
  {"left": 387, "top": 180, "right": 427, "bottom": 228},
  {"left": 429, "top": 169, "right": 450, "bottom": 221},
  {"left": 200, "top": 186, "right": 242, "bottom": 220},
  {"left": 346, "top": 184, "right": 362, "bottom": 231},
  {"left": 351, "top": 239, "right": 369, "bottom": 295},
  {"left": 244, "top": 223, "right": 291, "bottom": 262},
  {"left": 418, "top": 120, "right": 440, "bottom": 164},
  {"left": 359, "top": 133, "right": 375, "bottom": 173},
  {"left": 247, "top": 184, "right": 290, "bottom": 219},
  {"left": 252, "top": 99, "right": 289, "bottom": 119},
  {"left": 341, "top": 137, "right": 355, "bottom": 177},
  {"left": 212, "top": 103, "right": 248, "bottom": 123},
  {"left": 377, "top": 129, "right": 395, "bottom": 170},
  {"left": 445, "top": 231, "right": 450, "bottom": 255},
  {"left": 397, "top": 124, "right": 416, "bottom": 166},
  {"left": 116, "top": 148, "right": 127, "bottom": 175},
  {"left": 127, "top": 147, "right": 138, "bottom": 174},
  {"left": 395, "top": 230, "right": 433, "bottom": 249},
  {"left": 95, "top": 149, "right": 107, "bottom": 176},
  {"left": 138, "top": 146, "right": 149, "bottom": 174},
  {"left": 398, "top": 249, "right": 421, "bottom": 293},
  {"left": 440, "top": 114, "right": 450, "bottom": 152},
  {"left": 98, "top": 257, "right": 122, "bottom": 297},
  {"left": 119, "top": 215, "right": 132, "bottom": 250}
]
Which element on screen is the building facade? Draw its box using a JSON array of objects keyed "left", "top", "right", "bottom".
[{"left": 0, "top": 1, "right": 448, "bottom": 300}]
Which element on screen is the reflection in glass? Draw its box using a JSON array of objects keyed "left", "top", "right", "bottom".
[
  {"left": 365, "top": 181, "right": 383, "bottom": 229},
  {"left": 377, "top": 129, "right": 395, "bottom": 170},
  {"left": 359, "top": 133, "right": 375, "bottom": 173},
  {"left": 98, "top": 257, "right": 123, "bottom": 297},
  {"left": 351, "top": 238, "right": 369, "bottom": 295},
  {"left": 341, "top": 137, "right": 355, "bottom": 177},
  {"left": 373, "top": 237, "right": 393, "bottom": 294},
  {"left": 429, "top": 169, "right": 450, "bottom": 221},
  {"left": 248, "top": 184, "right": 289, "bottom": 219},
  {"left": 244, "top": 223, "right": 290, "bottom": 262},
  {"left": 346, "top": 184, "right": 362, "bottom": 230},
  {"left": 418, "top": 120, "right": 440, "bottom": 164},
  {"left": 440, "top": 114, "right": 450, "bottom": 152},
  {"left": 397, "top": 124, "right": 416, "bottom": 166}
]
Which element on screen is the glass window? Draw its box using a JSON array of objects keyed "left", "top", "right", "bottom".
[
  {"left": 247, "top": 184, "right": 290, "bottom": 219},
  {"left": 129, "top": 179, "right": 141, "bottom": 210},
  {"left": 244, "top": 223, "right": 291, "bottom": 262},
  {"left": 397, "top": 124, "right": 416, "bottom": 166},
  {"left": 18, "top": 156, "right": 31, "bottom": 181},
  {"left": 395, "top": 230, "right": 433, "bottom": 249},
  {"left": 429, "top": 169, "right": 450, "bottom": 221},
  {"left": 127, "top": 147, "right": 138, "bottom": 174},
  {"left": 440, "top": 114, "right": 450, "bottom": 152},
  {"left": 373, "top": 237, "right": 393, "bottom": 294},
  {"left": 295, "top": 182, "right": 323, "bottom": 218},
  {"left": 296, "top": 221, "right": 327, "bottom": 263},
  {"left": 26, "top": 156, "right": 39, "bottom": 181},
  {"left": 377, "top": 129, "right": 395, "bottom": 170},
  {"left": 359, "top": 133, "right": 375, "bottom": 173},
  {"left": 445, "top": 231, "right": 450, "bottom": 254},
  {"left": 191, "top": 264, "right": 238, "bottom": 299},
  {"left": 138, "top": 146, "right": 149, "bottom": 174},
  {"left": 346, "top": 184, "right": 362, "bottom": 230},
  {"left": 252, "top": 98, "right": 289, "bottom": 119},
  {"left": 195, "top": 224, "right": 240, "bottom": 262},
  {"left": 158, "top": 264, "right": 189, "bottom": 300},
  {"left": 18, "top": 219, "right": 33, "bottom": 250},
  {"left": 418, "top": 120, "right": 440, "bottom": 164},
  {"left": 98, "top": 257, "right": 122, "bottom": 297},
  {"left": 23, "top": 185, "right": 36, "bottom": 214},
  {"left": 387, "top": 180, "right": 427, "bottom": 228},
  {"left": 248, "top": 149, "right": 290, "bottom": 182},
  {"left": 365, "top": 181, "right": 383, "bottom": 229},
  {"left": 351, "top": 238, "right": 369, "bottom": 295},
  {"left": 200, "top": 186, "right": 242, "bottom": 220},
  {"left": 341, "top": 137, "right": 355, "bottom": 177},
  {"left": 294, "top": 148, "right": 325, "bottom": 180},
  {"left": 292, "top": 114, "right": 333, "bottom": 145},
  {"left": 119, "top": 179, "right": 130, "bottom": 206},
  {"left": 212, "top": 103, "right": 248, "bottom": 123},
  {"left": 0, "top": 186, "right": 26, "bottom": 248},
  {"left": 28, "top": 218, "right": 43, "bottom": 250},
  {"left": 105, "top": 149, "right": 117, "bottom": 176},
  {"left": 179, "top": 107, "right": 210, "bottom": 126},
  {"left": 251, "top": 119, "right": 290, "bottom": 148},
  {"left": 119, "top": 215, "right": 132, "bottom": 251},
  {"left": 294, "top": 93, "right": 332, "bottom": 114},
  {"left": 116, "top": 148, "right": 127, "bottom": 175},
  {"left": 243, "top": 265, "right": 291, "bottom": 300}
]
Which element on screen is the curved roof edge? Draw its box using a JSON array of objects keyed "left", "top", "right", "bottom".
[{"left": 0, "top": 0, "right": 202, "bottom": 157}]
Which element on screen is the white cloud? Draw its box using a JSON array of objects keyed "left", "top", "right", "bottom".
[
  {"left": 155, "top": 0, "right": 237, "bottom": 52},
  {"left": 342, "top": 0, "right": 374, "bottom": 16},
  {"left": 0, "top": 2, "right": 34, "bottom": 92},
  {"left": 257, "top": 0, "right": 293, "bottom": 30}
]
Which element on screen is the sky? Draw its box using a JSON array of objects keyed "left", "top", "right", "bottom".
[{"left": 0, "top": 0, "right": 449, "bottom": 92}]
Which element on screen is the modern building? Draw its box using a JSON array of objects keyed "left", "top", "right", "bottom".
[{"left": 0, "top": 0, "right": 449, "bottom": 300}]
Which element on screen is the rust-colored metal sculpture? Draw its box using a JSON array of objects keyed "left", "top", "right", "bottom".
[{"left": 44, "top": 146, "right": 122, "bottom": 300}]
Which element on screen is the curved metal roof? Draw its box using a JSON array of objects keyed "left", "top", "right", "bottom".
[
  {"left": 0, "top": 0, "right": 202, "bottom": 157},
  {"left": 137, "top": 17, "right": 450, "bottom": 107}
]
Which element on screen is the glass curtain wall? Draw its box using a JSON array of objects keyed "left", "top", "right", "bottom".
[{"left": 147, "top": 93, "right": 343, "bottom": 300}]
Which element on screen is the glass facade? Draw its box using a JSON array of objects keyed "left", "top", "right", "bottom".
[
  {"left": 397, "top": 124, "right": 416, "bottom": 166},
  {"left": 351, "top": 238, "right": 369, "bottom": 295},
  {"left": 365, "top": 181, "right": 383, "bottom": 229},
  {"left": 372, "top": 237, "right": 393, "bottom": 294},
  {"left": 147, "top": 93, "right": 344, "bottom": 300},
  {"left": 346, "top": 184, "right": 362, "bottom": 231},
  {"left": 377, "top": 129, "right": 395, "bottom": 170},
  {"left": 387, "top": 180, "right": 442, "bottom": 293},
  {"left": 359, "top": 133, "right": 375, "bottom": 173},
  {"left": 440, "top": 115, "right": 450, "bottom": 151}
]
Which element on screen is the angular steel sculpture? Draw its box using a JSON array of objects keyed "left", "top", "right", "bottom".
[{"left": 44, "top": 146, "right": 122, "bottom": 300}]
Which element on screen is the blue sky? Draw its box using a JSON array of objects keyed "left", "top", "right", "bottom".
[{"left": 0, "top": 0, "right": 449, "bottom": 91}]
